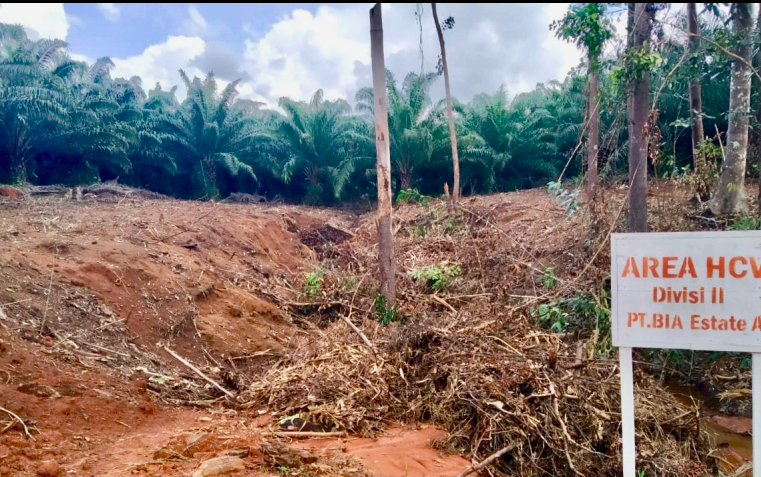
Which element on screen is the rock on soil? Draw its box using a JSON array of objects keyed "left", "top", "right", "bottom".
[
  {"left": 191, "top": 456, "right": 246, "bottom": 477},
  {"left": 710, "top": 415, "right": 753, "bottom": 435},
  {"left": 35, "top": 461, "right": 60, "bottom": 477}
]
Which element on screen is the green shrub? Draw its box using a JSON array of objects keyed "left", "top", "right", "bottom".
[
  {"left": 374, "top": 295, "right": 402, "bottom": 326},
  {"left": 546, "top": 180, "right": 580, "bottom": 213},
  {"left": 530, "top": 292, "right": 612, "bottom": 356},
  {"left": 531, "top": 303, "right": 568, "bottom": 332},
  {"left": 442, "top": 217, "right": 463, "bottom": 234},
  {"left": 397, "top": 188, "right": 432, "bottom": 207},
  {"left": 538, "top": 267, "right": 558, "bottom": 290},
  {"left": 303, "top": 268, "right": 326, "bottom": 298},
  {"left": 410, "top": 263, "right": 461, "bottom": 292},
  {"left": 729, "top": 216, "right": 761, "bottom": 231}
]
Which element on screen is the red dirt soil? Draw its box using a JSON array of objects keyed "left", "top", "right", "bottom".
[
  {"left": 294, "top": 425, "right": 470, "bottom": 477},
  {"left": 0, "top": 195, "right": 466, "bottom": 476}
]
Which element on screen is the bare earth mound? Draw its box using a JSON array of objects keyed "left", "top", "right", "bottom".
[{"left": 0, "top": 186, "right": 722, "bottom": 476}]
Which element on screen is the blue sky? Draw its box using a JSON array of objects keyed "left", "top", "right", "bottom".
[
  {"left": 63, "top": 4, "right": 334, "bottom": 59},
  {"left": 1, "top": 3, "right": 589, "bottom": 105}
]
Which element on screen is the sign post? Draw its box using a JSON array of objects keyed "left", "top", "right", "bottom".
[
  {"left": 619, "top": 346, "right": 635, "bottom": 477},
  {"left": 611, "top": 231, "right": 761, "bottom": 477},
  {"left": 755, "top": 353, "right": 761, "bottom": 476}
]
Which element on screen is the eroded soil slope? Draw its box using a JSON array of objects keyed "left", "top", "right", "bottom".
[{"left": 0, "top": 195, "right": 368, "bottom": 476}]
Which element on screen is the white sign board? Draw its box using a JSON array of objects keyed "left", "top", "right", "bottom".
[
  {"left": 612, "top": 231, "right": 761, "bottom": 353},
  {"left": 611, "top": 231, "right": 761, "bottom": 477}
]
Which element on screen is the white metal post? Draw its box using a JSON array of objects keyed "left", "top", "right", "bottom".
[
  {"left": 754, "top": 353, "right": 761, "bottom": 477},
  {"left": 620, "top": 346, "right": 636, "bottom": 477}
]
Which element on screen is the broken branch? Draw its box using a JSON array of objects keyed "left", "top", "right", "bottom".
[
  {"left": 0, "top": 406, "right": 33, "bottom": 439},
  {"left": 270, "top": 431, "right": 347, "bottom": 438},
  {"left": 457, "top": 442, "right": 517, "bottom": 477},
  {"left": 163, "top": 346, "right": 234, "bottom": 398}
]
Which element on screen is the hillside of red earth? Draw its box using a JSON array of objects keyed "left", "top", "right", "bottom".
[{"left": 0, "top": 183, "right": 748, "bottom": 476}]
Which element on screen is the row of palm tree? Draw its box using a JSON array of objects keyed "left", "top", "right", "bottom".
[{"left": 0, "top": 18, "right": 737, "bottom": 204}]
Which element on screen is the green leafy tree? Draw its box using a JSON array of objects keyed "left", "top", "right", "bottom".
[
  {"left": 0, "top": 26, "right": 70, "bottom": 183},
  {"left": 36, "top": 58, "right": 141, "bottom": 185},
  {"left": 552, "top": 3, "right": 614, "bottom": 196},
  {"left": 156, "top": 71, "right": 266, "bottom": 199},
  {"left": 356, "top": 71, "right": 442, "bottom": 191},
  {"left": 276, "top": 89, "right": 372, "bottom": 204}
]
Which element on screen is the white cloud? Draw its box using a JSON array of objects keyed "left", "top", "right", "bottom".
[
  {"left": 241, "top": 3, "right": 583, "bottom": 106},
  {"left": 0, "top": 3, "right": 69, "bottom": 40},
  {"left": 541, "top": 4, "right": 583, "bottom": 85},
  {"left": 97, "top": 3, "right": 120, "bottom": 23},
  {"left": 242, "top": 6, "right": 369, "bottom": 104},
  {"left": 111, "top": 35, "right": 206, "bottom": 99},
  {"left": 188, "top": 5, "right": 207, "bottom": 30},
  {"left": 180, "top": 5, "right": 210, "bottom": 37},
  {"left": 70, "top": 52, "right": 93, "bottom": 64},
  {"left": 67, "top": 13, "right": 84, "bottom": 28}
]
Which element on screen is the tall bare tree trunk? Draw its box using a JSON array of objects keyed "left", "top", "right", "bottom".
[
  {"left": 687, "top": 3, "right": 705, "bottom": 168},
  {"left": 626, "top": 2, "right": 635, "bottom": 182},
  {"left": 370, "top": 3, "right": 396, "bottom": 306},
  {"left": 587, "top": 59, "right": 599, "bottom": 199},
  {"left": 710, "top": 3, "right": 753, "bottom": 215},
  {"left": 628, "top": 3, "right": 652, "bottom": 232},
  {"left": 431, "top": 3, "right": 460, "bottom": 202},
  {"left": 754, "top": 4, "right": 761, "bottom": 214}
]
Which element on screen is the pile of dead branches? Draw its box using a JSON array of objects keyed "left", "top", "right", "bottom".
[
  {"left": 244, "top": 189, "right": 717, "bottom": 476},
  {"left": 243, "top": 309, "right": 710, "bottom": 476}
]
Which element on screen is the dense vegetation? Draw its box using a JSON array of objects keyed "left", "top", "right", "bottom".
[{"left": 0, "top": 6, "right": 753, "bottom": 206}]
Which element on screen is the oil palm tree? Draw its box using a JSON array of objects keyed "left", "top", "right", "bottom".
[
  {"left": 355, "top": 71, "right": 439, "bottom": 191},
  {"left": 0, "top": 25, "right": 70, "bottom": 182},
  {"left": 276, "top": 89, "right": 372, "bottom": 204},
  {"left": 456, "top": 86, "right": 512, "bottom": 192},
  {"left": 155, "top": 71, "right": 268, "bottom": 199}
]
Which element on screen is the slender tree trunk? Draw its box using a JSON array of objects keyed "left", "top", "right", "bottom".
[
  {"left": 755, "top": 4, "right": 761, "bottom": 213},
  {"left": 687, "top": 3, "right": 705, "bottom": 168},
  {"left": 587, "top": 59, "right": 600, "bottom": 199},
  {"left": 626, "top": 2, "right": 635, "bottom": 184},
  {"left": 370, "top": 3, "right": 396, "bottom": 306},
  {"left": 431, "top": 3, "right": 460, "bottom": 202},
  {"left": 710, "top": 3, "right": 753, "bottom": 215},
  {"left": 628, "top": 3, "right": 653, "bottom": 232}
]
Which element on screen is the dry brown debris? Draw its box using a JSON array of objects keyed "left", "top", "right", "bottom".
[{"left": 243, "top": 187, "right": 717, "bottom": 476}]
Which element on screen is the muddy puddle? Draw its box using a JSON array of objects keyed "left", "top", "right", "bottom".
[
  {"left": 293, "top": 425, "right": 471, "bottom": 477},
  {"left": 668, "top": 384, "right": 752, "bottom": 473}
]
